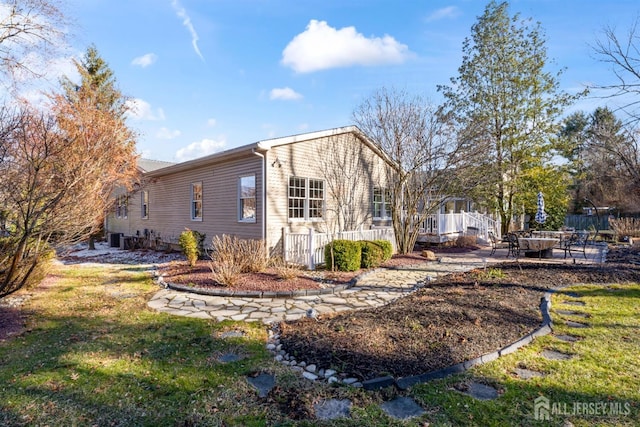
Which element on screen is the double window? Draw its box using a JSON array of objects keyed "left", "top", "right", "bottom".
[
  {"left": 115, "top": 195, "right": 128, "bottom": 219},
  {"left": 373, "top": 187, "right": 392, "bottom": 219},
  {"left": 239, "top": 175, "right": 256, "bottom": 222},
  {"left": 288, "top": 177, "right": 324, "bottom": 220},
  {"left": 191, "top": 182, "right": 202, "bottom": 220},
  {"left": 141, "top": 191, "right": 149, "bottom": 219}
]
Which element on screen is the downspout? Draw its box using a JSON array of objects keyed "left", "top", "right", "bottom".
[{"left": 252, "top": 148, "right": 267, "bottom": 254}]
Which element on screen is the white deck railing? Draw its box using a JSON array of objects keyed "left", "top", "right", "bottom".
[
  {"left": 418, "top": 211, "right": 500, "bottom": 242},
  {"left": 282, "top": 226, "right": 396, "bottom": 270}
]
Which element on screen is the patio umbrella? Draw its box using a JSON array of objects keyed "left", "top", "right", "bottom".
[{"left": 535, "top": 191, "right": 548, "bottom": 224}]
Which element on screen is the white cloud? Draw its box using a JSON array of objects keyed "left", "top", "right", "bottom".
[
  {"left": 206, "top": 118, "right": 217, "bottom": 127},
  {"left": 125, "top": 98, "right": 165, "bottom": 121},
  {"left": 171, "top": 0, "right": 204, "bottom": 61},
  {"left": 132, "top": 53, "right": 158, "bottom": 67},
  {"left": 156, "top": 127, "right": 181, "bottom": 139},
  {"left": 425, "top": 6, "right": 461, "bottom": 22},
  {"left": 175, "top": 138, "right": 226, "bottom": 162},
  {"left": 269, "top": 87, "right": 303, "bottom": 101},
  {"left": 281, "top": 20, "right": 411, "bottom": 73}
]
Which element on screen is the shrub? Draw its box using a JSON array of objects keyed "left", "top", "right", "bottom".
[
  {"left": 325, "top": 239, "right": 361, "bottom": 272},
  {"left": 360, "top": 240, "right": 384, "bottom": 268},
  {"left": 455, "top": 235, "right": 477, "bottom": 248},
  {"left": 269, "top": 256, "right": 301, "bottom": 280},
  {"left": 239, "top": 238, "right": 268, "bottom": 273},
  {"left": 178, "top": 229, "right": 199, "bottom": 267},
  {"left": 209, "top": 235, "right": 268, "bottom": 286},
  {"left": 610, "top": 218, "right": 640, "bottom": 238},
  {"left": 374, "top": 239, "right": 393, "bottom": 261}
]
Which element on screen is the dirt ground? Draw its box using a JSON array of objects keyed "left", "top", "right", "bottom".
[
  {"left": 3, "top": 244, "right": 640, "bottom": 381},
  {"left": 277, "top": 245, "right": 640, "bottom": 380}
]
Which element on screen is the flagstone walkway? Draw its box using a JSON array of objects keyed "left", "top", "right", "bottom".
[{"left": 147, "top": 257, "right": 485, "bottom": 324}]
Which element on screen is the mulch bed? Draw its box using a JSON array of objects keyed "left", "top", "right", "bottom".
[{"left": 277, "top": 247, "right": 640, "bottom": 381}]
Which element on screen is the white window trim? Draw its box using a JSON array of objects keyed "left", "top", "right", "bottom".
[
  {"left": 288, "top": 176, "right": 325, "bottom": 222},
  {"left": 373, "top": 187, "right": 392, "bottom": 220},
  {"left": 238, "top": 175, "right": 257, "bottom": 223},
  {"left": 191, "top": 182, "right": 203, "bottom": 221}
]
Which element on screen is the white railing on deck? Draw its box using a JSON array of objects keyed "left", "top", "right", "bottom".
[
  {"left": 418, "top": 211, "right": 500, "bottom": 242},
  {"left": 282, "top": 226, "right": 396, "bottom": 270}
]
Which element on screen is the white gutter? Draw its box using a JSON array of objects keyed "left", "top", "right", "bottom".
[{"left": 252, "top": 148, "right": 267, "bottom": 251}]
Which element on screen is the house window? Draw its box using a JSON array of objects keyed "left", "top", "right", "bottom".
[
  {"left": 308, "top": 179, "right": 324, "bottom": 219},
  {"left": 191, "top": 182, "right": 202, "bottom": 220},
  {"left": 141, "top": 191, "right": 149, "bottom": 219},
  {"left": 373, "top": 187, "right": 392, "bottom": 219},
  {"left": 288, "top": 177, "right": 324, "bottom": 220},
  {"left": 239, "top": 175, "right": 256, "bottom": 222},
  {"left": 115, "top": 195, "right": 128, "bottom": 219}
]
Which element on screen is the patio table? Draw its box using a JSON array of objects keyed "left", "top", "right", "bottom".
[{"left": 518, "top": 237, "right": 559, "bottom": 259}]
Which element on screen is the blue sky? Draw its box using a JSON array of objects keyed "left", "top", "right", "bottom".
[{"left": 65, "top": 0, "right": 640, "bottom": 162}]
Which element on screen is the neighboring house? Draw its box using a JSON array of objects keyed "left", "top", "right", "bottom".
[{"left": 105, "top": 126, "right": 394, "bottom": 256}]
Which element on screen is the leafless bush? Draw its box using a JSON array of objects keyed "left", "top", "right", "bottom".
[
  {"left": 208, "top": 235, "right": 267, "bottom": 286},
  {"left": 610, "top": 218, "right": 640, "bottom": 238},
  {"left": 241, "top": 238, "right": 268, "bottom": 273},
  {"left": 269, "top": 256, "right": 301, "bottom": 280},
  {"left": 455, "top": 235, "right": 477, "bottom": 248}
]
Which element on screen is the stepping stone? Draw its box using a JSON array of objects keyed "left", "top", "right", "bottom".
[
  {"left": 542, "top": 349, "right": 573, "bottom": 361},
  {"left": 555, "top": 334, "right": 581, "bottom": 343},
  {"left": 380, "top": 397, "right": 425, "bottom": 420},
  {"left": 561, "top": 300, "right": 586, "bottom": 306},
  {"left": 246, "top": 373, "right": 275, "bottom": 398},
  {"left": 513, "top": 368, "right": 546, "bottom": 379},
  {"left": 566, "top": 320, "right": 589, "bottom": 328},
  {"left": 218, "top": 353, "right": 243, "bottom": 363},
  {"left": 314, "top": 399, "right": 352, "bottom": 420},
  {"left": 220, "top": 330, "right": 245, "bottom": 339},
  {"left": 555, "top": 310, "right": 589, "bottom": 318},
  {"left": 459, "top": 382, "right": 499, "bottom": 400},
  {"left": 562, "top": 292, "right": 582, "bottom": 298}
]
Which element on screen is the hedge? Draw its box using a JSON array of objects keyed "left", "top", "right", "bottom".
[
  {"left": 324, "top": 239, "right": 361, "bottom": 272},
  {"left": 360, "top": 240, "right": 384, "bottom": 268}
]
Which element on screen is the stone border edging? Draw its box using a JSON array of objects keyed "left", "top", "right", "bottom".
[
  {"left": 159, "top": 266, "right": 403, "bottom": 299},
  {"left": 395, "top": 292, "right": 553, "bottom": 389}
]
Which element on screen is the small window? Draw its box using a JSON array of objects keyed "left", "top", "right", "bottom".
[
  {"left": 308, "top": 179, "right": 324, "bottom": 219},
  {"left": 115, "top": 195, "right": 128, "bottom": 219},
  {"left": 239, "top": 175, "right": 256, "bottom": 222},
  {"left": 373, "top": 187, "right": 392, "bottom": 219},
  {"left": 288, "top": 177, "right": 306, "bottom": 219},
  {"left": 141, "top": 191, "right": 149, "bottom": 219},
  {"left": 191, "top": 182, "right": 202, "bottom": 220}
]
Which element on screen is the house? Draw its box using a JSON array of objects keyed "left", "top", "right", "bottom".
[{"left": 105, "top": 126, "right": 395, "bottom": 258}]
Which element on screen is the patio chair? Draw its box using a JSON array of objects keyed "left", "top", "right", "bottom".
[
  {"left": 488, "top": 231, "right": 509, "bottom": 256},
  {"left": 507, "top": 233, "right": 521, "bottom": 258},
  {"left": 563, "top": 231, "right": 597, "bottom": 259}
]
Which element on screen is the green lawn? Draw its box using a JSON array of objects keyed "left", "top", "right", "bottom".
[{"left": 0, "top": 264, "right": 638, "bottom": 426}]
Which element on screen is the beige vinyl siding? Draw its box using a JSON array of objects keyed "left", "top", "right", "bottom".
[
  {"left": 111, "top": 156, "right": 263, "bottom": 246},
  {"left": 265, "top": 131, "right": 391, "bottom": 254}
]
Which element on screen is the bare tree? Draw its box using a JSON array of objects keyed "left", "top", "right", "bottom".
[
  {"left": 593, "top": 18, "right": 640, "bottom": 122},
  {"left": 316, "top": 133, "right": 375, "bottom": 234},
  {"left": 0, "top": 89, "right": 138, "bottom": 298},
  {"left": 353, "top": 87, "right": 462, "bottom": 254},
  {"left": 0, "top": 0, "right": 68, "bottom": 90}
]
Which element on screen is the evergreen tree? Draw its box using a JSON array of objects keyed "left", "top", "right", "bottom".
[{"left": 439, "top": 1, "right": 580, "bottom": 233}]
